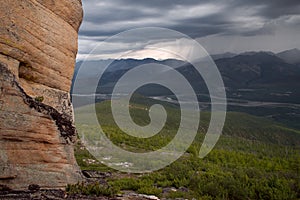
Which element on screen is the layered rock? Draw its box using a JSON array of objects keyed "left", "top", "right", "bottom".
[{"left": 0, "top": 0, "right": 83, "bottom": 189}]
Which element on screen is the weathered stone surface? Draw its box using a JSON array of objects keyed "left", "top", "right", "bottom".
[{"left": 0, "top": 0, "right": 83, "bottom": 189}]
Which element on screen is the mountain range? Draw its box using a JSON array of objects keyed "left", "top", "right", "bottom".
[
  {"left": 74, "top": 48, "right": 300, "bottom": 99},
  {"left": 72, "top": 49, "right": 300, "bottom": 129}
]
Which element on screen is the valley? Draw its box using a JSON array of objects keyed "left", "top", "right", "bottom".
[
  {"left": 69, "top": 95, "right": 300, "bottom": 199},
  {"left": 69, "top": 49, "right": 300, "bottom": 199}
]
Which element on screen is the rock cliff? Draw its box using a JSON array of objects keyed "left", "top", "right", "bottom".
[{"left": 0, "top": 0, "right": 83, "bottom": 189}]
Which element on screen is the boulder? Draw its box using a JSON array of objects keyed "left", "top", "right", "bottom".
[{"left": 0, "top": 0, "right": 83, "bottom": 189}]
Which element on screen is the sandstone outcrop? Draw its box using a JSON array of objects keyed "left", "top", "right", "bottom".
[{"left": 0, "top": 0, "right": 83, "bottom": 189}]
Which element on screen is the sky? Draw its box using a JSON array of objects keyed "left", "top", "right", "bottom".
[{"left": 77, "top": 0, "right": 300, "bottom": 60}]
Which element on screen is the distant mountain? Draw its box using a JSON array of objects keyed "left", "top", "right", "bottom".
[
  {"left": 73, "top": 50, "right": 300, "bottom": 99},
  {"left": 211, "top": 52, "right": 237, "bottom": 60},
  {"left": 239, "top": 51, "right": 275, "bottom": 56},
  {"left": 215, "top": 52, "right": 300, "bottom": 88},
  {"left": 73, "top": 58, "right": 187, "bottom": 95},
  {"left": 277, "top": 48, "right": 300, "bottom": 64},
  {"left": 73, "top": 52, "right": 300, "bottom": 127},
  {"left": 72, "top": 50, "right": 300, "bottom": 130}
]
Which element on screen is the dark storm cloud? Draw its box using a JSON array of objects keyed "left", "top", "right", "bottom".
[
  {"left": 169, "top": 13, "right": 232, "bottom": 37},
  {"left": 232, "top": 0, "right": 300, "bottom": 18},
  {"left": 80, "top": 0, "right": 299, "bottom": 38},
  {"left": 78, "top": 0, "right": 300, "bottom": 56},
  {"left": 80, "top": 0, "right": 226, "bottom": 40}
]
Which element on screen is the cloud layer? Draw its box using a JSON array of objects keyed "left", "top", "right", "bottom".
[{"left": 78, "top": 0, "right": 300, "bottom": 59}]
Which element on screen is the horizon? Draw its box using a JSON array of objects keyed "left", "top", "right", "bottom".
[{"left": 76, "top": 47, "right": 299, "bottom": 61}]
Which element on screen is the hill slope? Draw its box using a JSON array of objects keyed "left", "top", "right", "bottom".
[{"left": 72, "top": 96, "right": 300, "bottom": 199}]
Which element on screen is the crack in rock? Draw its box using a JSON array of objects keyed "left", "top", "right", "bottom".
[{"left": 0, "top": 63, "right": 76, "bottom": 143}]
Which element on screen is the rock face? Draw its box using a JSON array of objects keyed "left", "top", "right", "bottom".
[{"left": 0, "top": 0, "right": 83, "bottom": 189}]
